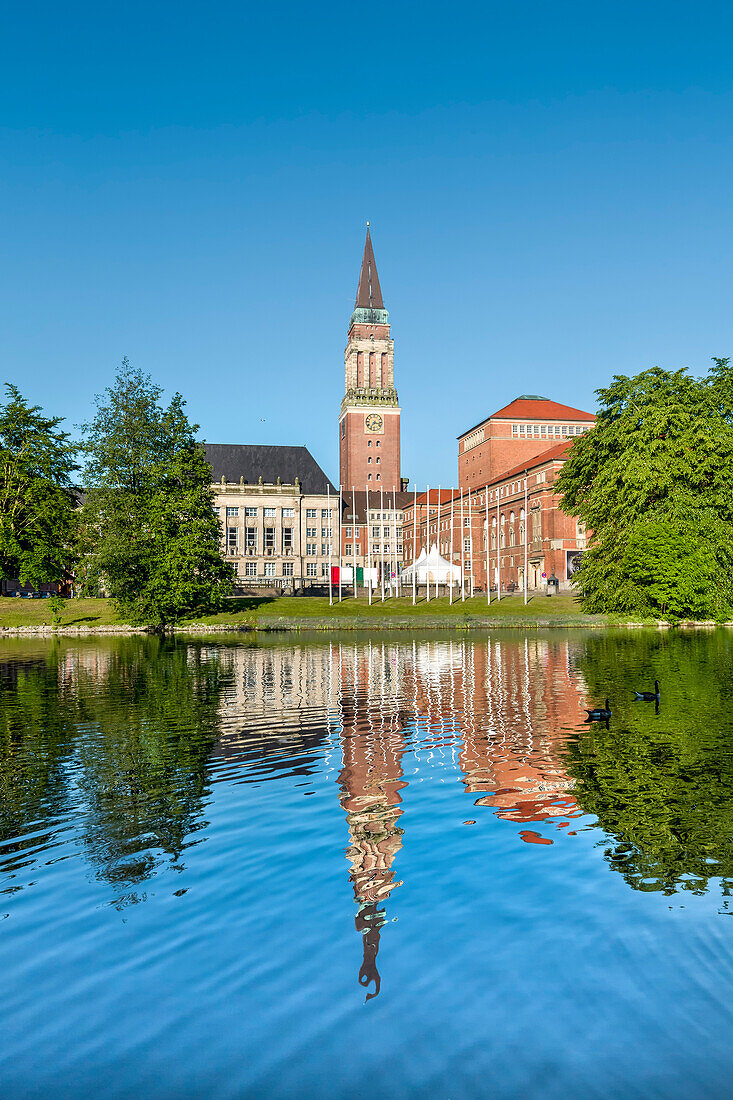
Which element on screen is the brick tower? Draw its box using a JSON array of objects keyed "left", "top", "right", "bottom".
[{"left": 339, "top": 226, "right": 401, "bottom": 491}]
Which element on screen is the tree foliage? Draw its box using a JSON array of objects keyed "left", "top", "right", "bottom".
[
  {"left": 0, "top": 384, "right": 78, "bottom": 587},
  {"left": 80, "top": 360, "right": 233, "bottom": 626},
  {"left": 557, "top": 361, "right": 733, "bottom": 618}
]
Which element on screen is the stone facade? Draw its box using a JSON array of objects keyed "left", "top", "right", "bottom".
[{"left": 212, "top": 479, "right": 338, "bottom": 591}]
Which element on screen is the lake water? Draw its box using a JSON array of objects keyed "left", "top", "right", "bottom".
[{"left": 1, "top": 631, "right": 733, "bottom": 1098}]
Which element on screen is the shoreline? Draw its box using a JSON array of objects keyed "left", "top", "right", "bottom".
[{"left": 0, "top": 617, "right": 725, "bottom": 636}]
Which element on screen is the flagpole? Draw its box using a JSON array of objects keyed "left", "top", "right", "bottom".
[
  {"left": 524, "top": 471, "right": 528, "bottom": 605},
  {"left": 436, "top": 485, "right": 441, "bottom": 600},
  {"left": 497, "top": 486, "right": 501, "bottom": 601},
  {"left": 380, "top": 483, "right": 385, "bottom": 601},
  {"left": 425, "top": 484, "right": 430, "bottom": 602},
  {"left": 449, "top": 487, "right": 454, "bottom": 605},
  {"left": 352, "top": 485, "right": 357, "bottom": 599},
  {"left": 468, "top": 489, "right": 474, "bottom": 597},
  {"left": 460, "top": 487, "right": 465, "bottom": 601},
  {"left": 338, "top": 484, "right": 343, "bottom": 603},
  {"left": 391, "top": 486, "right": 397, "bottom": 600},
  {"left": 485, "top": 483, "right": 490, "bottom": 606},
  {"left": 327, "top": 482, "right": 333, "bottom": 606},
  {"left": 412, "top": 485, "right": 417, "bottom": 606},
  {"left": 367, "top": 486, "right": 372, "bottom": 605}
]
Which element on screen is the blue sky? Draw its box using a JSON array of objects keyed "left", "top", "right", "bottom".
[{"left": 2, "top": 1, "right": 732, "bottom": 485}]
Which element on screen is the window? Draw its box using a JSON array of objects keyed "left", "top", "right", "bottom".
[
  {"left": 382, "top": 526, "right": 390, "bottom": 537},
  {"left": 464, "top": 517, "right": 470, "bottom": 528},
  {"left": 397, "top": 544, "right": 403, "bottom": 555},
  {"left": 322, "top": 527, "right": 332, "bottom": 537},
  {"left": 376, "top": 457, "right": 380, "bottom": 464},
  {"left": 306, "top": 562, "right": 317, "bottom": 577},
  {"left": 355, "top": 544, "right": 360, "bottom": 554},
  {"left": 321, "top": 544, "right": 328, "bottom": 556},
  {"left": 344, "top": 526, "right": 352, "bottom": 538},
  {"left": 306, "top": 527, "right": 316, "bottom": 537},
  {"left": 245, "top": 526, "right": 257, "bottom": 547},
  {"left": 306, "top": 508, "right": 316, "bottom": 518},
  {"left": 376, "top": 474, "right": 381, "bottom": 480},
  {"left": 321, "top": 563, "right": 329, "bottom": 577},
  {"left": 245, "top": 561, "right": 256, "bottom": 577},
  {"left": 368, "top": 474, "right": 372, "bottom": 480},
  {"left": 367, "top": 440, "right": 372, "bottom": 447},
  {"left": 321, "top": 509, "right": 330, "bottom": 518},
  {"left": 341, "top": 421, "right": 345, "bottom": 437},
  {"left": 227, "top": 528, "right": 238, "bottom": 554},
  {"left": 264, "top": 527, "right": 275, "bottom": 550},
  {"left": 245, "top": 507, "right": 257, "bottom": 517},
  {"left": 368, "top": 457, "right": 372, "bottom": 463},
  {"left": 345, "top": 544, "right": 352, "bottom": 556},
  {"left": 464, "top": 537, "right": 471, "bottom": 553},
  {"left": 372, "top": 526, "right": 380, "bottom": 538},
  {"left": 282, "top": 507, "right": 294, "bottom": 517},
  {"left": 264, "top": 507, "right": 276, "bottom": 518},
  {"left": 306, "top": 544, "right": 317, "bottom": 555},
  {"left": 282, "top": 561, "right": 294, "bottom": 576},
  {"left": 375, "top": 440, "right": 380, "bottom": 448},
  {"left": 264, "top": 562, "right": 275, "bottom": 577},
  {"left": 226, "top": 507, "right": 239, "bottom": 517},
  {"left": 373, "top": 544, "right": 380, "bottom": 553},
  {"left": 282, "top": 528, "right": 293, "bottom": 550}
]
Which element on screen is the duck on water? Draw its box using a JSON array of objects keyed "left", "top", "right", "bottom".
[
  {"left": 634, "top": 680, "right": 660, "bottom": 701},
  {"left": 586, "top": 699, "right": 612, "bottom": 721}
]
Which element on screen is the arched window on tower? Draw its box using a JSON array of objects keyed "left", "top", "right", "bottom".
[
  {"left": 381, "top": 352, "right": 387, "bottom": 385},
  {"left": 369, "top": 352, "right": 376, "bottom": 387}
]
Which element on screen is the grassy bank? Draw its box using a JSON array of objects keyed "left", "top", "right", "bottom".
[{"left": 0, "top": 593, "right": 608, "bottom": 631}]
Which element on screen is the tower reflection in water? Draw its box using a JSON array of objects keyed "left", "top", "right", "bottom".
[{"left": 214, "top": 637, "right": 587, "bottom": 1000}]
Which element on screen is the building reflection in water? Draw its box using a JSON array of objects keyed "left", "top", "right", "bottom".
[{"left": 179, "top": 637, "right": 590, "bottom": 999}]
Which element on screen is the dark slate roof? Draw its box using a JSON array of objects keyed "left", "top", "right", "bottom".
[
  {"left": 204, "top": 444, "right": 336, "bottom": 494},
  {"left": 355, "top": 225, "right": 384, "bottom": 309}
]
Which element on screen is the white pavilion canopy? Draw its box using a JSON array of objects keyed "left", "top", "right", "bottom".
[{"left": 399, "top": 545, "right": 462, "bottom": 586}]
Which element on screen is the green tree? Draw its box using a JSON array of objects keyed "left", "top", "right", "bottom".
[
  {"left": 81, "top": 360, "right": 233, "bottom": 626},
  {"left": 557, "top": 363, "right": 733, "bottom": 618},
  {"left": 0, "top": 385, "right": 78, "bottom": 588}
]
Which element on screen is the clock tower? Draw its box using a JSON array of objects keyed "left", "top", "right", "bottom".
[{"left": 339, "top": 226, "right": 401, "bottom": 491}]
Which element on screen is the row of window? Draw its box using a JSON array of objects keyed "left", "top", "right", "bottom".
[
  {"left": 511, "top": 423, "right": 589, "bottom": 438},
  {"left": 221, "top": 507, "right": 333, "bottom": 519},
  {"left": 239, "top": 562, "right": 328, "bottom": 578}
]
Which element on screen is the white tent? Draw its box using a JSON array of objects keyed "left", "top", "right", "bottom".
[{"left": 399, "top": 544, "right": 461, "bottom": 586}]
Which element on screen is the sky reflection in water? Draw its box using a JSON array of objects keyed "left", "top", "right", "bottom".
[{"left": 1, "top": 631, "right": 733, "bottom": 1098}]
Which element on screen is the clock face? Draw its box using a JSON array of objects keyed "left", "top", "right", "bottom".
[{"left": 365, "top": 413, "right": 383, "bottom": 433}]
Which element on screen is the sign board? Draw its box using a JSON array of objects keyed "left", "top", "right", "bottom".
[{"left": 541, "top": 571, "right": 547, "bottom": 579}]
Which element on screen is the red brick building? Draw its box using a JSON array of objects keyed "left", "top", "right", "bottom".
[
  {"left": 457, "top": 395, "right": 595, "bottom": 491},
  {"left": 338, "top": 227, "right": 403, "bottom": 493},
  {"left": 402, "top": 440, "right": 588, "bottom": 593}
]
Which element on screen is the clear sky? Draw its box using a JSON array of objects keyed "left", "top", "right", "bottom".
[{"left": 2, "top": 1, "right": 732, "bottom": 486}]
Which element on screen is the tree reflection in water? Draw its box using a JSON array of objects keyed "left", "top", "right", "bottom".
[
  {"left": 0, "top": 638, "right": 227, "bottom": 906},
  {"left": 565, "top": 630, "right": 733, "bottom": 897}
]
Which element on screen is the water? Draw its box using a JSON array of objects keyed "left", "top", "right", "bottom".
[{"left": 1, "top": 630, "right": 733, "bottom": 1098}]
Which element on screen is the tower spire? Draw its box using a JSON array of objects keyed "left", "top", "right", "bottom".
[{"left": 355, "top": 225, "right": 384, "bottom": 310}]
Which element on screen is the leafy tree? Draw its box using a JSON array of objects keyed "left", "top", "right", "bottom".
[
  {"left": 557, "top": 363, "right": 733, "bottom": 618},
  {"left": 81, "top": 360, "right": 233, "bottom": 626},
  {"left": 0, "top": 384, "right": 78, "bottom": 588}
]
